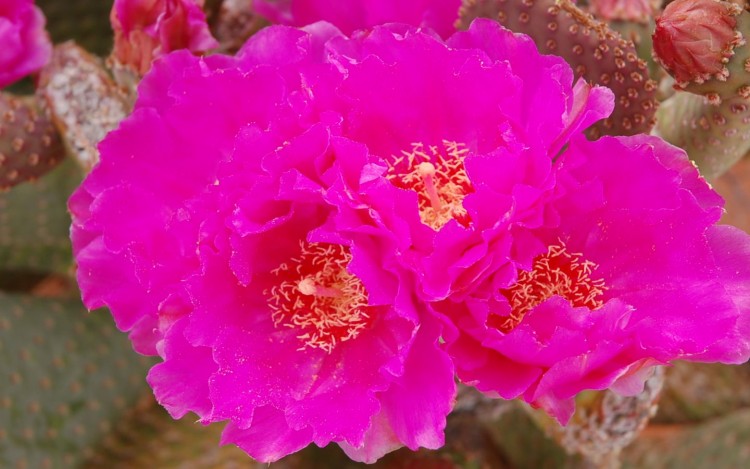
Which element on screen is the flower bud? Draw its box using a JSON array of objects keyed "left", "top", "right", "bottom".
[
  {"left": 653, "top": 0, "right": 744, "bottom": 87},
  {"left": 110, "top": 0, "right": 218, "bottom": 75}
]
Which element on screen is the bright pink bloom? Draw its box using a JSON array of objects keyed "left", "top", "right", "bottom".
[
  {"left": 440, "top": 134, "right": 750, "bottom": 423},
  {"left": 0, "top": 0, "right": 51, "bottom": 88},
  {"left": 70, "top": 24, "right": 453, "bottom": 462},
  {"left": 316, "top": 19, "right": 750, "bottom": 425},
  {"left": 71, "top": 13, "right": 750, "bottom": 461},
  {"left": 253, "top": 0, "right": 462, "bottom": 37},
  {"left": 110, "top": 0, "right": 218, "bottom": 74},
  {"left": 321, "top": 19, "right": 613, "bottom": 302}
]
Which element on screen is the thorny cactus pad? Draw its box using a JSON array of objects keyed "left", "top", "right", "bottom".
[
  {"left": 458, "top": 0, "right": 659, "bottom": 139},
  {"left": 0, "top": 92, "right": 64, "bottom": 190}
]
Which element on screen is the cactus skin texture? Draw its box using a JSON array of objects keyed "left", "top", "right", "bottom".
[
  {"left": 38, "top": 42, "right": 130, "bottom": 172},
  {"left": 653, "top": 0, "right": 750, "bottom": 179},
  {"left": 458, "top": 0, "right": 659, "bottom": 139},
  {"left": 0, "top": 293, "right": 153, "bottom": 469},
  {"left": 654, "top": 362, "right": 750, "bottom": 424},
  {"left": 623, "top": 408, "right": 750, "bottom": 468},
  {"left": 0, "top": 93, "right": 65, "bottom": 191},
  {"left": 0, "top": 157, "right": 81, "bottom": 275}
]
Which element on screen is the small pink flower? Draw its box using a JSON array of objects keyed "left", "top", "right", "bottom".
[
  {"left": 0, "top": 0, "right": 51, "bottom": 88},
  {"left": 110, "top": 0, "right": 218, "bottom": 74},
  {"left": 253, "top": 0, "right": 462, "bottom": 37}
]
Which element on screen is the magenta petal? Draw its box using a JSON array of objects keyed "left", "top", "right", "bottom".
[
  {"left": 338, "top": 411, "right": 402, "bottom": 463},
  {"left": 253, "top": 0, "right": 461, "bottom": 38},
  {"left": 375, "top": 319, "right": 455, "bottom": 451},
  {"left": 221, "top": 406, "right": 313, "bottom": 463},
  {"left": 695, "top": 225, "right": 750, "bottom": 363},
  {"left": 147, "top": 319, "right": 216, "bottom": 419}
]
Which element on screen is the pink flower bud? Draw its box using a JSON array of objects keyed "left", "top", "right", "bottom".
[
  {"left": 589, "top": 0, "right": 660, "bottom": 23},
  {"left": 110, "top": 0, "right": 218, "bottom": 75},
  {"left": 0, "top": 0, "right": 52, "bottom": 88},
  {"left": 653, "top": 0, "right": 744, "bottom": 86}
]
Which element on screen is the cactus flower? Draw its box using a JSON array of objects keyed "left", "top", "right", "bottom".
[
  {"left": 70, "top": 23, "right": 455, "bottom": 463},
  {"left": 0, "top": 0, "right": 51, "bottom": 88},
  {"left": 110, "top": 0, "right": 218, "bottom": 75},
  {"left": 252, "top": 0, "right": 462, "bottom": 37},
  {"left": 69, "top": 15, "right": 750, "bottom": 462},
  {"left": 439, "top": 133, "right": 750, "bottom": 423}
]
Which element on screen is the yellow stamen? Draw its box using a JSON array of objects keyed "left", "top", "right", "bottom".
[
  {"left": 387, "top": 140, "right": 473, "bottom": 230},
  {"left": 266, "top": 242, "right": 371, "bottom": 353},
  {"left": 491, "top": 241, "right": 607, "bottom": 333}
]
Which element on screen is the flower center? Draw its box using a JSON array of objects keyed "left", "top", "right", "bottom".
[
  {"left": 386, "top": 140, "right": 473, "bottom": 230},
  {"left": 490, "top": 241, "right": 607, "bottom": 333},
  {"left": 267, "top": 242, "right": 371, "bottom": 353}
]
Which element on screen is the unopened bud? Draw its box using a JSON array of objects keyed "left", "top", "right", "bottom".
[
  {"left": 653, "top": 0, "right": 744, "bottom": 88},
  {"left": 589, "top": 0, "right": 660, "bottom": 23}
]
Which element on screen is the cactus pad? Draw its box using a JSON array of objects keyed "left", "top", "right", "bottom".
[
  {"left": 0, "top": 293, "right": 154, "bottom": 468},
  {"left": 38, "top": 43, "right": 130, "bottom": 172},
  {"left": 459, "top": 0, "right": 659, "bottom": 139},
  {"left": 0, "top": 93, "right": 65, "bottom": 192}
]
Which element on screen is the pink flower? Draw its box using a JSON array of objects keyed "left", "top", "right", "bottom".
[
  {"left": 314, "top": 19, "right": 750, "bottom": 425},
  {"left": 70, "top": 24, "right": 453, "bottom": 463},
  {"left": 0, "top": 0, "right": 51, "bottom": 88},
  {"left": 253, "top": 0, "right": 462, "bottom": 37},
  {"left": 440, "top": 133, "right": 750, "bottom": 423},
  {"left": 70, "top": 13, "right": 750, "bottom": 461},
  {"left": 321, "top": 19, "right": 613, "bottom": 302},
  {"left": 110, "top": 0, "right": 218, "bottom": 74}
]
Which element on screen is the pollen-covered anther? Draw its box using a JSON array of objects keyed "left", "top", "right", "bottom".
[
  {"left": 491, "top": 241, "right": 607, "bottom": 333},
  {"left": 267, "top": 242, "right": 371, "bottom": 353},
  {"left": 387, "top": 140, "right": 473, "bottom": 230}
]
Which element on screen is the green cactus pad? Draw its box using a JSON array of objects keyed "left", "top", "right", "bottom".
[
  {"left": 656, "top": 91, "right": 750, "bottom": 179},
  {"left": 0, "top": 157, "right": 82, "bottom": 275},
  {"left": 623, "top": 409, "right": 750, "bottom": 468},
  {"left": 0, "top": 293, "right": 154, "bottom": 469},
  {"left": 654, "top": 362, "right": 750, "bottom": 424},
  {"left": 458, "top": 0, "right": 659, "bottom": 139}
]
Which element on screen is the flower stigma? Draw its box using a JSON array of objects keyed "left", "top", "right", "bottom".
[
  {"left": 266, "top": 241, "right": 371, "bottom": 353},
  {"left": 491, "top": 241, "right": 607, "bottom": 333},
  {"left": 387, "top": 140, "right": 473, "bottom": 230}
]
